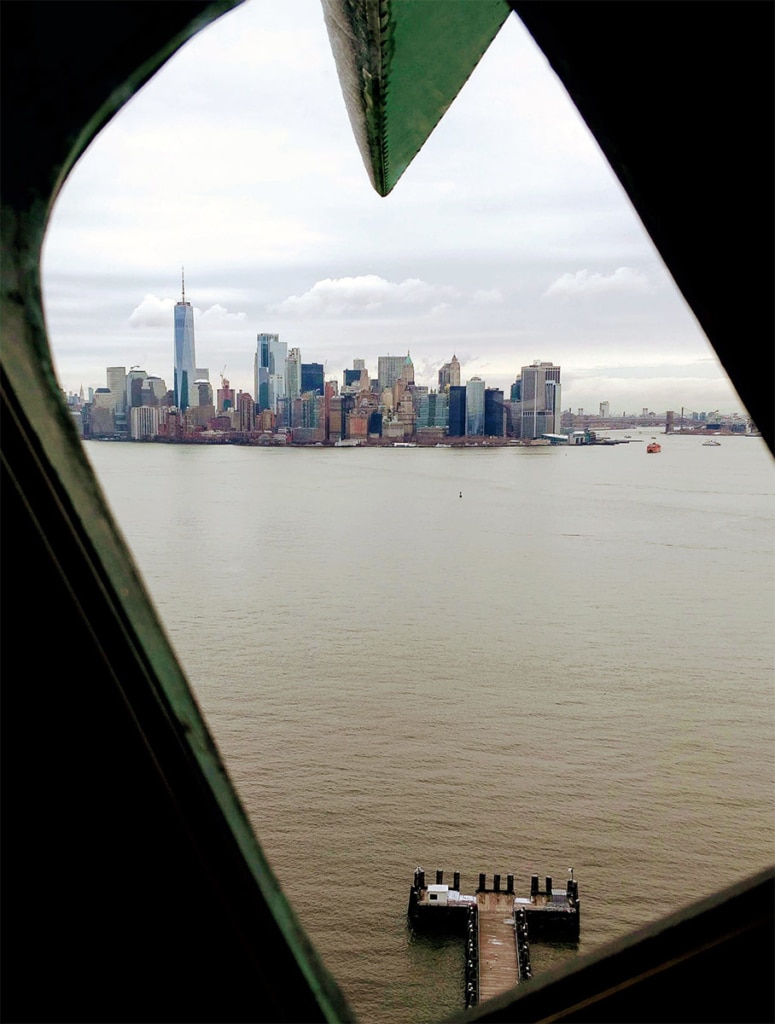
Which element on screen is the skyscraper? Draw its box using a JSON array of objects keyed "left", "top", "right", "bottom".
[
  {"left": 173, "top": 269, "right": 196, "bottom": 411},
  {"left": 301, "top": 362, "right": 324, "bottom": 395},
  {"left": 448, "top": 385, "right": 466, "bottom": 437},
  {"left": 465, "top": 377, "right": 485, "bottom": 436},
  {"left": 377, "top": 354, "right": 405, "bottom": 392},
  {"left": 255, "top": 333, "right": 287, "bottom": 412},
  {"left": 438, "top": 355, "right": 461, "bottom": 391},
  {"left": 106, "top": 367, "right": 126, "bottom": 412},
  {"left": 519, "top": 361, "right": 561, "bottom": 438},
  {"left": 286, "top": 348, "right": 302, "bottom": 403},
  {"left": 126, "top": 368, "right": 148, "bottom": 409},
  {"left": 484, "top": 387, "right": 505, "bottom": 436}
]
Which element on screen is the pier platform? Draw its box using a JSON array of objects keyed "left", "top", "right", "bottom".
[{"left": 408, "top": 869, "right": 579, "bottom": 1008}]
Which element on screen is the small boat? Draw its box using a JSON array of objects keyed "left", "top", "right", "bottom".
[
  {"left": 646, "top": 442, "right": 661, "bottom": 453},
  {"left": 702, "top": 439, "right": 721, "bottom": 446}
]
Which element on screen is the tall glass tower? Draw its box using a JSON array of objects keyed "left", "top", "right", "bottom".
[
  {"left": 174, "top": 269, "right": 196, "bottom": 411},
  {"left": 465, "top": 376, "right": 485, "bottom": 435},
  {"left": 255, "top": 333, "right": 287, "bottom": 412}
]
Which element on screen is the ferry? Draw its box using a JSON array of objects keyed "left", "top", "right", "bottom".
[{"left": 646, "top": 441, "right": 661, "bottom": 453}]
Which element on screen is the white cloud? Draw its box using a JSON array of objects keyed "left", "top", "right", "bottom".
[
  {"left": 543, "top": 267, "right": 653, "bottom": 299},
  {"left": 128, "top": 294, "right": 247, "bottom": 329},
  {"left": 199, "top": 303, "right": 247, "bottom": 327},
  {"left": 272, "top": 275, "right": 457, "bottom": 316},
  {"left": 128, "top": 294, "right": 176, "bottom": 328},
  {"left": 472, "top": 288, "right": 504, "bottom": 305},
  {"left": 427, "top": 303, "right": 450, "bottom": 318}
]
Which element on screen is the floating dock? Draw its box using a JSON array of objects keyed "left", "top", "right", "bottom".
[{"left": 408, "top": 869, "right": 580, "bottom": 1008}]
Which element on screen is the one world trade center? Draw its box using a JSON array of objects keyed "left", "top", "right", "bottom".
[{"left": 174, "top": 268, "right": 196, "bottom": 411}]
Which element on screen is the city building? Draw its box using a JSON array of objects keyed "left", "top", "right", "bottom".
[
  {"left": 106, "top": 367, "right": 127, "bottom": 412},
  {"left": 484, "top": 387, "right": 505, "bottom": 436},
  {"left": 217, "top": 378, "right": 235, "bottom": 413},
  {"left": 173, "top": 270, "right": 196, "bottom": 411},
  {"left": 377, "top": 354, "right": 405, "bottom": 392},
  {"left": 140, "top": 376, "right": 167, "bottom": 406},
  {"left": 438, "top": 355, "right": 461, "bottom": 391},
  {"left": 416, "top": 391, "right": 449, "bottom": 432},
  {"left": 90, "top": 387, "right": 117, "bottom": 436},
  {"left": 130, "top": 405, "right": 161, "bottom": 439},
  {"left": 126, "top": 368, "right": 148, "bottom": 410},
  {"left": 401, "top": 352, "right": 415, "bottom": 385},
  {"left": 519, "top": 361, "right": 562, "bottom": 438},
  {"left": 286, "top": 348, "right": 302, "bottom": 407},
  {"left": 301, "top": 362, "right": 324, "bottom": 395},
  {"left": 465, "top": 377, "right": 485, "bottom": 436},
  {"left": 237, "top": 391, "right": 255, "bottom": 433},
  {"left": 448, "top": 385, "right": 466, "bottom": 437},
  {"left": 254, "top": 333, "right": 287, "bottom": 413},
  {"left": 600, "top": 401, "right": 610, "bottom": 418}
]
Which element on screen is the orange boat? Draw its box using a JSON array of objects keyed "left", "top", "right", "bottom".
[{"left": 646, "top": 441, "right": 661, "bottom": 453}]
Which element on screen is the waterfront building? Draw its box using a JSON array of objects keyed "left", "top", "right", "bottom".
[
  {"left": 438, "top": 355, "right": 461, "bottom": 391},
  {"left": 600, "top": 401, "right": 610, "bottom": 418},
  {"left": 173, "top": 270, "right": 196, "bottom": 411},
  {"left": 519, "top": 361, "right": 562, "bottom": 438},
  {"left": 237, "top": 391, "right": 255, "bottom": 433},
  {"left": 130, "top": 405, "right": 161, "bottom": 439},
  {"left": 416, "top": 391, "right": 448, "bottom": 431},
  {"left": 448, "top": 385, "right": 466, "bottom": 437},
  {"left": 89, "top": 388, "right": 117, "bottom": 436},
  {"left": 330, "top": 392, "right": 356, "bottom": 441},
  {"left": 328, "top": 394, "right": 343, "bottom": 441},
  {"left": 465, "top": 377, "right": 485, "bottom": 436},
  {"left": 368, "top": 410, "right": 382, "bottom": 436},
  {"left": 347, "top": 402, "right": 370, "bottom": 440},
  {"left": 378, "top": 354, "right": 405, "bottom": 392},
  {"left": 484, "top": 387, "right": 505, "bottom": 436}
]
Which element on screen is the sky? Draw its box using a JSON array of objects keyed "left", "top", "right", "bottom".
[{"left": 41, "top": 0, "right": 745, "bottom": 416}]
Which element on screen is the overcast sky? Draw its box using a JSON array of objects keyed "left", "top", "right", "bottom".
[{"left": 41, "top": 0, "right": 744, "bottom": 416}]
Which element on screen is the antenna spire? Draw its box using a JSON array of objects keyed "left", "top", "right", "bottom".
[{"left": 181, "top": 266, "right": 185, "bottom": 303}]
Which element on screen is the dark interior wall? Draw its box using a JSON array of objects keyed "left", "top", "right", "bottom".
[{"left": 1, "top": 3, "right": 772, "bottom": 1023}]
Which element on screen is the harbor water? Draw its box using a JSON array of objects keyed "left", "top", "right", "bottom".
[{"left": 83, "top": 431, "right": 775, "bottom": 1023}]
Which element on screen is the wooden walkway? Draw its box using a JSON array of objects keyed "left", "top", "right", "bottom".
[{"left": 476, "top": 891, "right": 519, "bottom": 1002}]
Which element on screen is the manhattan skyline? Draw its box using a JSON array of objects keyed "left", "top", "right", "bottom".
[{"left": 40, "top": 0, "right": 745, "bottom": 415}]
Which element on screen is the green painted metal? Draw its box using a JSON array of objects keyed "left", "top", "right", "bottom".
[{"left": 322, "top": 0, "right": 510, "bottom": 195}]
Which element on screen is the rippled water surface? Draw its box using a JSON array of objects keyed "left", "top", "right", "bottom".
[{"left": 85, "top": 432, "right": 775, "bottom": 1023}]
